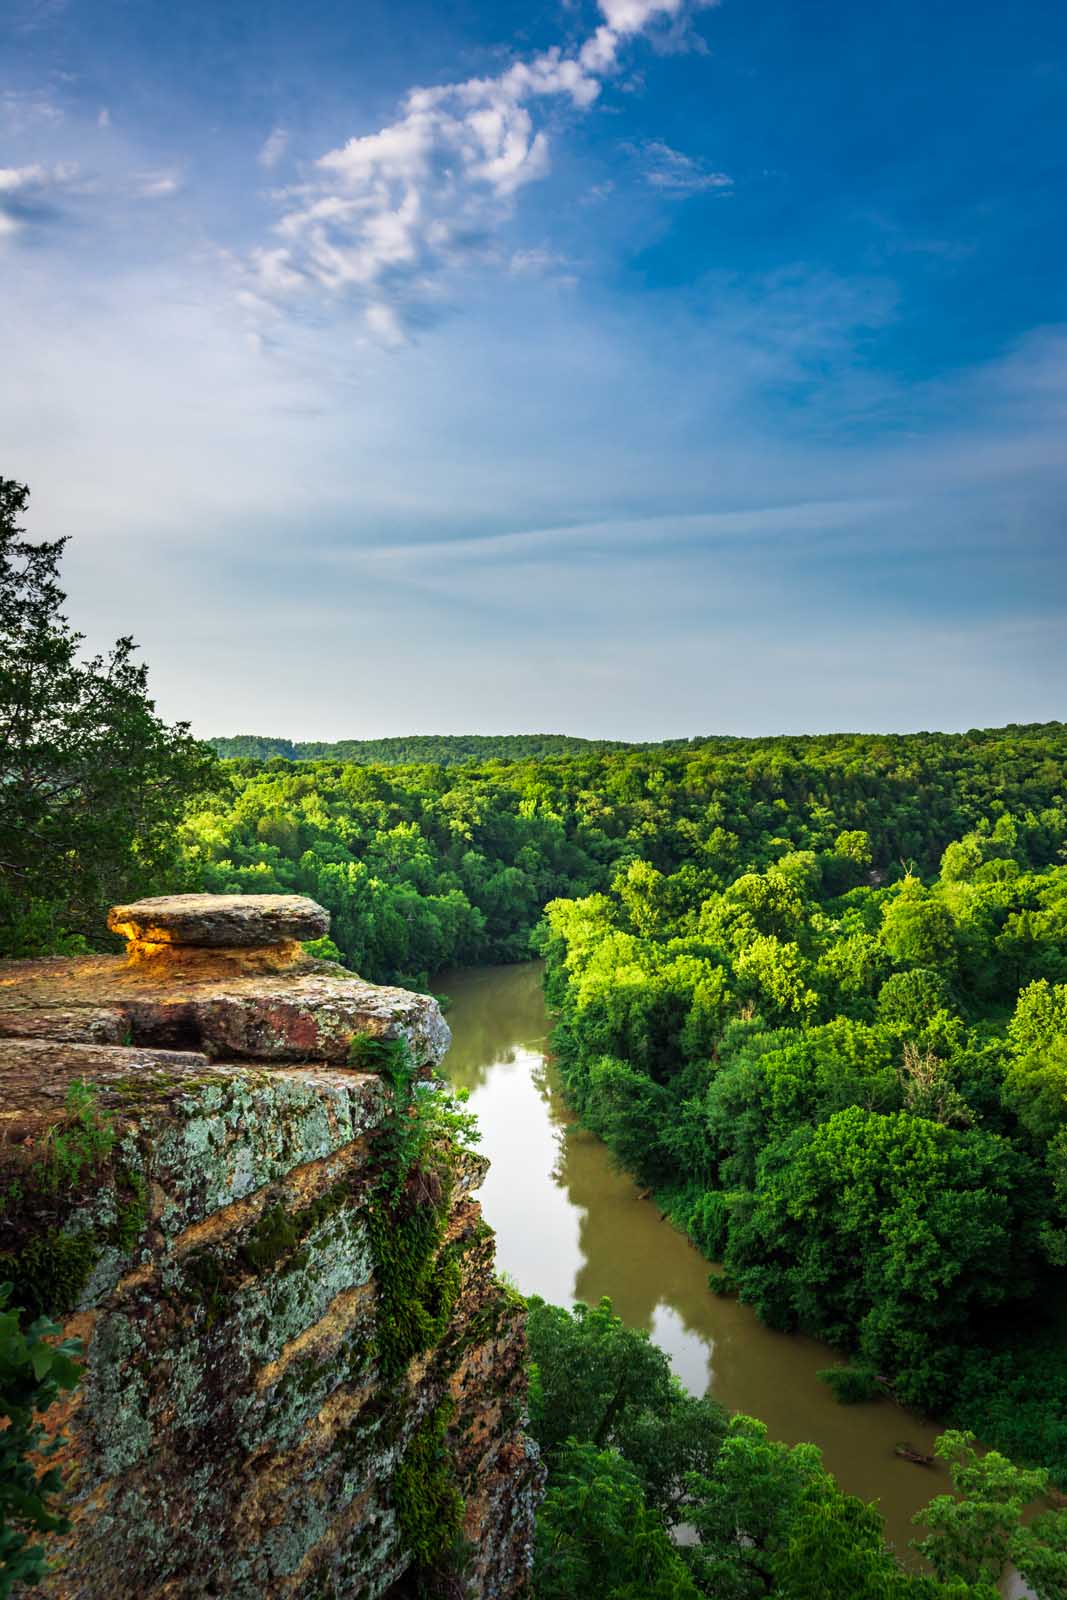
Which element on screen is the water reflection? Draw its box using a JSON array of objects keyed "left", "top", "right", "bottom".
[{"left": 437, "top": 961, "right": 992, "bottom": 1570}]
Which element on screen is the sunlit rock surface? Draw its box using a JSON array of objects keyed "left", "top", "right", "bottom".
[
  {"left": 0, "top": 955, "right": 452, "bottom": 1067},
  {"left": 107, "top": 893, "right": 331, "bottom": 948},
  {"left": 0, "top": 896, "right": 540, "bottom": 1599}
]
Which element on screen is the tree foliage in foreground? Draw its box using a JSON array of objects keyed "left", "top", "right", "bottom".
[
  {"left": 0, "top": 1284, "right": 83, "bottom": 1597},
  {"left": 526, "top": 1296, "right": 1067, "bottom": 1600},
  {"left": 915, "top": 1431, "right": 1067, "bottom": 1593},
  {"left": 0, "top": 477, "right": 218, "bottom": 955}
]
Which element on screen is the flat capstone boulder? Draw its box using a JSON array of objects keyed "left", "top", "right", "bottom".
[
  {"left": 108, "top": 893, "right": 330, "bottom": 949},
  {"left": 0, "top": 892, "right": 450, "bottom": 1074}
]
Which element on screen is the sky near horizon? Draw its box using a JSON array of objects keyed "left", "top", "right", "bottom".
[{"left": 3, "top": 0, "right": 1066, "bottom": 741}]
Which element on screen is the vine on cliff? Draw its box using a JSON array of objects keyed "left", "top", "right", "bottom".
[
  {"left": 392, "top": 1400, "right": 464, "bottom": 1579},
  {"left": 0, "top": 1081, "right": 146, "bottom": 1320},
  {"left": 353, "top": 1035, "right": 478, "bottom": 1592},
  {"left": 0, "top": 1082, "right": 148, "bottom": 1595}
]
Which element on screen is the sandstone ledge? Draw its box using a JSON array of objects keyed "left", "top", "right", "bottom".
[{"left": 0, "top": 952, "right": 450, "bottom": 1072}]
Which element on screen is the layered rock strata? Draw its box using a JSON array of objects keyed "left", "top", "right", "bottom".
[{"left": 0, "top": 896, "right": 540, "bottom": 1599}]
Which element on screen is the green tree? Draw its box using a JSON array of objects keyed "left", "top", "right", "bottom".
[
  {"left": 1013, "top": 1508, "right": 1067, "bottom": 1600},
  {"left": 1009, "top": 980, "right": 1067, "bottom": 1054},
  {"left": 0, "top": 478, "right": 218, "bottom": 953},
  {"left": 724, "top": 1108, "right": 1036, "bottom": 1408},
  {"left": 685, "top": 1415, "right": 991, "bottom": 1600},
  {"left": 877, "top": 968, "right": 956, "bottom": 1029},
  {"left": 835, "top": 830, "right": 873, "bottom": 867},
  {"left": 881, "top": 880, "right": 957, "bottom": 972},
  {"left": 912, "top": 1430, "right": 1061, "bottom": 1595},
  {"left": 526, "top": 1295, "right": 726, "bottom": 1513},
  {"left": 1001, "top": 1037, "right": 1067, "bottom": 1146},
  {"left": 533, "top": 1442, "right": 701, "bottom": 1600},
  {"left": 940, "top": 838, "right": 986, "bottom": 884},
  {"left": 615, "top": 859, "right": 671, "bottom": 937}
]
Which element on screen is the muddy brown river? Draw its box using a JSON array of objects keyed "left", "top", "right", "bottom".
[{"left": 437, "top": 960, "right": 1028, "bottom": 1592}]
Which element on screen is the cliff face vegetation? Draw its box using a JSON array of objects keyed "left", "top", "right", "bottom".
[{"left": 0, "top": 895, "right": 541, "bottom": 1599}]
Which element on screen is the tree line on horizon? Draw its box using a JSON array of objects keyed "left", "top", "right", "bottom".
[
  {"left": 208, "top": 731, "right": 648, "bottom": 765},
  {"left": 210, "top": 724, "right": 1062, "bottom": 768}
]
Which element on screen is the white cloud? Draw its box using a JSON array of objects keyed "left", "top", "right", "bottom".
[
  {"left": 245, "top": 245, "right": 304, "bottom": 295},
  {"left": 579, "top": 27, "right": 621, "bottom": 72},
  {"left": 1, "top": 89, "right": 63, "bottom": 131},
  {"left": 0, "top": 160, "right": 75, "bottom": 193},
  {"left": 244, "top": 0, "right": 714, "bottom": 342},
  {"left": 0, "top": 163, "right": 44, "bottom": 194},
  {"left": 598, "top": 0, "right": 685, "bottom": 36},
  {"left": 258, "top": 126, "right": 288, "bottom": 169},
  {"left": 637, "top": 139, "right": 732, "bottom": 192},
  {"left": 0, "top": 160, "right": 79, "bottom": 237},
  {"left": 509, "top": 247, "right": 571, "bottom": 275},
  {"left": 97, "top": 106, "right": 110, "bottom": 128},
  {"left": 135, "top": 170, "right": 180, "bottom": 198},
  {"left": 364, "top": 301, "right": 407, "bottom": 346}
]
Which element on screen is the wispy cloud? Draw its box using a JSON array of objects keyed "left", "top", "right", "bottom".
[
  {"left": 9, "top": 0, "right": 69, "bottom": 33},
  {"left": 134, "top": 169, "right": 181, "bottom": 199},
  {"left": 0, "top": 151, "right": 181, "bottom": 243},
  {"left": 258, "top": 126, "right": 288, "bottom": 169},
  {"left": 243, "top": 0, "right": 717, "bottom": 342},
  {"left": 353, "top": 497, "right": 901, "bottom": 569},
  {"left": 509, "top": 246, "right": 575, "bottom": 280},
  {"left": 635, "top": 139, "right": 732, "bottom": 193},
  {"left": 0, "top": 88, "right": 63, "bottom": 132}
]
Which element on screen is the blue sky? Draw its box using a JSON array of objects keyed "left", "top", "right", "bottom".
[{"left": 3, "top": 0, "right": 1066, "bottom": 738}]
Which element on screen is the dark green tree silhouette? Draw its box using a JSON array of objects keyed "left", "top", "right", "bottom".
[{"left": 0, "top": 476, "right": 217, "bottom": 954}]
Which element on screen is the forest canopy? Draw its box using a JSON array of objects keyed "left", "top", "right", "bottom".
[
  {"left": 180, "top": 721, "right": 1067, "bottom": 988},
  {"left": 538, "top": 815, "right": 1067, "bottom": 1481}
]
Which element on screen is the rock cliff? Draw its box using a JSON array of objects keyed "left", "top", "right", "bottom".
[{"left": 0, "top": 896, "right": 541, "bottom": 1599}]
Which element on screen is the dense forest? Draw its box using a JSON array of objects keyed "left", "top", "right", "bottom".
[
  {"left": 539, "top": 817, "right": 1067, "bottom": 1478},
  {"left": 5, "top": 480, "right": 1067, "bottom": 1596},
  {"left": 178, "top": 722, "right": 1067, "bottom": 990}
]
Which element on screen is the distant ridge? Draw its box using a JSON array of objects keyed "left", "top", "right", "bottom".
[
  {"left": 207, "top": 725, "right": 1061, "bottom": 767},
  {"left": 207, "top": 732, "right": 668, "bottom": 766}
]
